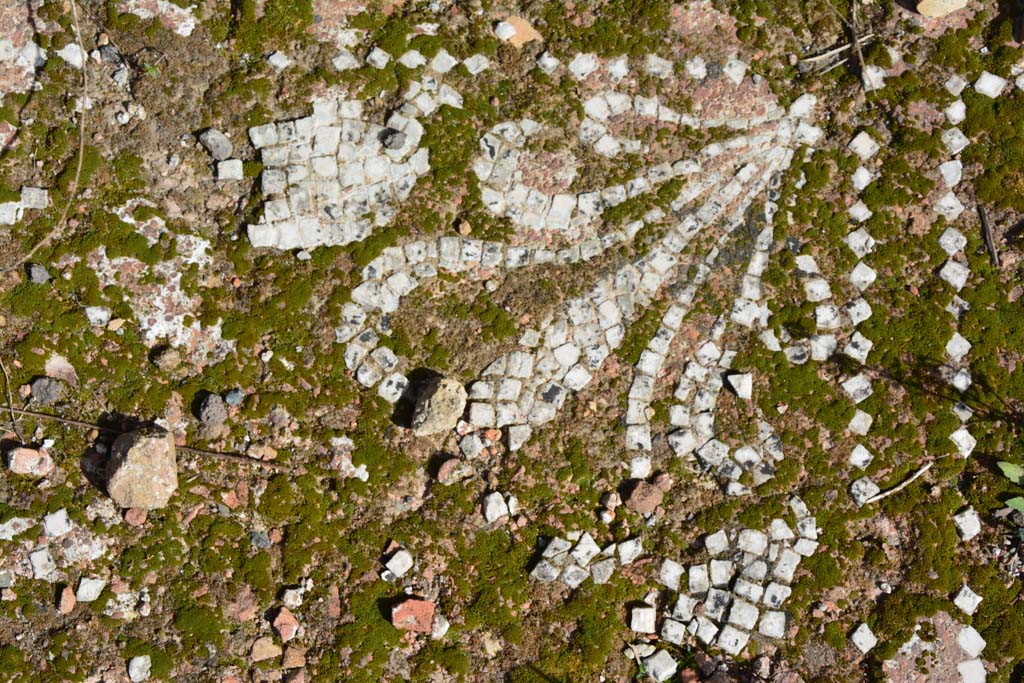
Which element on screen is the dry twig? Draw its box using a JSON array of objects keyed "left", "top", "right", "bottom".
[
  {"left": 802, "top": 33, "right": 876, "bottom": 64},
  {"left": 5, "top": 406, "right": 293, "bottom": 472},
  {"left": 979, "top": 205, "right": 1000, "bottom": 267},
  {"left": 864, "top": 461, "right": 934, "bottom": 505},
  {"left": 0, "top": 356, "right": 23, "bottom": 443}
]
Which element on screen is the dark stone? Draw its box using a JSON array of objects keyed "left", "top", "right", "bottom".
[
  {"left": 380, "top": 128, "right": 406, "bottom": 150},
  {"left": 98, "top": 45, "right": 123, "bottom": 65},
  {"left": 199, "top": 394, "right": 228, "bottom": 429}
]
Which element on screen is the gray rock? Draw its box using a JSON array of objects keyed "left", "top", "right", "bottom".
[
  {"left": 198, "top": 128, "right": 233, "bottom": 161},
  {"left": 128, "top": 655, "right": 151, "bottom": 682},
  {"left": 106, "top": 427, "right": 178, "bottom": 509},
  {"left": 250, "top": 530, "right": 272, "bottom": 549},
  {"left": 199, "top": 394, "right": 228, "bottom": 429},
  {"left": 27, "top": 263, "right": 50, "bottom": 284},
  {"left": 224, "top": 388, "right": 244, "bottom": 406},
  {"left": 411, "top": 377, "right": 467, "bottom": 436},
  {"left": 30, "top": 377, "right": 64, "bottom": 404},
  {"left": 381, "top": 128, "right": 406, "bottom": 150},
  {"left": 98, "top": 44, "right": 122, "bottom": 65}
]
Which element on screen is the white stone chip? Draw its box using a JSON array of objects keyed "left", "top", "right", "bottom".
[
  {"left": 493, "top": 21, "right": 516, "bottom": 41},
  {"left": 950, "top": 426, "right": 977, "bottom": 457},
  {"left": 630, "top": 605, "right": 657, "bottom": 633},
  {"left": 935, "top": 192, "right": 965, "bottom": 221},
  {"left": 267, "top": 51, "right": 293, "bottom": 71},
  {"left": 366, "top": 47, "right": 391, "bottom": 69},
  {"left": 849, "top": 200, "right": 873, "bottom": 223},
  {"left": 850, "top": 444, "right": 875, "bottom": 469},
  {"left": 957, "top": 625, "right": 987, "bottom": 658},
  {"left": 848, "top": 131, "right": 880, "bottom": 160},
  {"left": 723, "top": 57, "right": 747, "bottom": 84},
  {"left": 849, "top": 410, "right": 873, "bottom": 436},
  {"left": 852, "top": 166, "right": 873, "bottom": 191},
  {"left": 482, "top": 492, "right": 509, "bottom": 523},
  {"left": 568, "top": 53, "right": 599, "bottom": 80},
  {"left": 217, "top": 159, "right": 244, "bottom": 181},
  {"left": 939, "top": 227, "right": 967, "bottom": 255},
  {"left": 536, "top": 51, "right": 560, "bottom": 74},
  {"left": 945, "top": 99, "right": 966, "bottom": 125},
  {"left": 398, "top": 50, "right": 427, "bottom": 69},
  {"left": 845, "top": 228, "right": 876, "bottom": 258},
  {"left": 643, "top": 650, "right": 677, "bottom": 682},
  {"left": 940, "top": 260, "right": 970, "bottom": 291},
  {"left": 76, "top": 577, "right": 106, "bottom": 601},
  {"left": 946, "top": 74, "right": 968, "bottom": 96},
  {"left": 954, "top": 584, "right": 983, "bottom": 616},
  {"left": 851, "top": 622, "right": 877, "bottom": 653},
  {"left": 332, "top": 49, "right": 360, "bottom": 71},
  {"left": 717, "top": 624, "right": 750, "bottom": 655},
  {"left": 942, "top": 128, "right": 970, "bottom": 155},
  {"left": 759, "top": 610, "right": 786, "bottom": 638},
  {"left": 975, "top": 71, "right": 1007, "bottom": 98},
  {"left": 849, "top": 261, "right": 877, "bottom": 291},
  {"left": 841, "top": 374, "right": 873, "bottom": 404},
  {"left": 954, "top": 507, "right": 982, "bottom": 541},
  {"left": 727, "top": 373, "right": 753, "bottom": 400},
  {"left": 29, "top": 547, "right": 56, "bottom": 580},
  {"left": 43, "top": 509, "right": 72, "bottom": 537},
  {"left": 128, "top": 655, "right": 152, "bottom": 682},
  {"left": 659, "top": 558, "right": 684, "bottom": 590},
  {"left": 386, "top": 549, "right": 414, "bottom": 578},
  {"left": 946, "top": 332, "right": 972, "bottom": 362},
  {"left": 958, "top": 659, "right": 987, "bottom": 683},
  {"left": 850, "top": 477, "right": 880, "bottom": 506}
]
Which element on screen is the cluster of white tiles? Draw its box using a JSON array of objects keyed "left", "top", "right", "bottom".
[
  {"left": 460, "top": 145, "right": 794, "bottom": 451},
  {"left": 317, "top": 44, "right": 823, "bottom": 465},
  {"left": 334, "top": 36, "right": 491, "bottom": 80},
  {"left": 631, "top": 496, "right": 819, "bottom": 660},
  {"left": 623, "top": 189, "right": 772, "bottom": 451},
  {"left": 622, "top": 206, "right": 787, "bottom": 494},
  {"left": 669, "top": 227, "right": 787, "bottom": 493},
  {"left": 248, "top": 37, "right": 493, "bottom": 252},
  {"left": 473, "top": 119, "right": 718, "bottom": 238},
  {"left": 876, "top": 595, "right": 988, "bottom": 681},
  {"left": 471, "top": 54, "right": 794, "bottom": 244},
  {"left": 336, "top": 204, "right": 677, "bottom": 405},
  {"left": 528, "top": 533, "right": 643, "bottom": 588},
  {"left": 576, "top": 86, "right": 786, "bottom": 159},
  {"left": 246, "top": 96, "right": 431, "bottom": 250}
]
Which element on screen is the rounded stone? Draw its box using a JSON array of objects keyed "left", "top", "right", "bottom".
[
  {"left": 105, "top": 427, "right": 178, "bottom": 510},
  {"left": 624, "top": 480, "right": 664, "bottom": 515},
  {"left": 411, "top": 378, "right": 467, "bottom": 436}
]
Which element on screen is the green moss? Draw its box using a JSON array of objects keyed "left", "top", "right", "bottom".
[
  {"left": 173, "top": 604, "right": 227, "bottom": 650},
  {"left": 57, "top": 145, "right": 102, "bottom": 192},
  {"left": 870, "top": 590, "right": 946, "bottom": 660},
  {"left": 329, "top": 584, "right": 401, "bottom": 683},
  {"left": 231, "top": 0, "right": 313, "bottom": 51},
  {"left": 258, "top": 473, "right": 298, "bottom": 526},
  {"left": 616, "top": 305, "right": 663, "bottom": 365}
]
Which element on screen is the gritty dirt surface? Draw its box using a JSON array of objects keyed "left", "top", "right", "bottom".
[{"left": 0, "top": 1, "right": 1023, "bottom": 683}]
